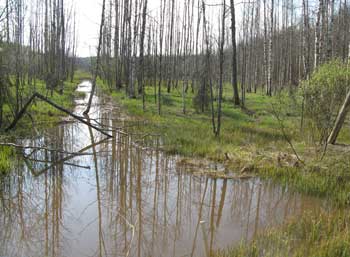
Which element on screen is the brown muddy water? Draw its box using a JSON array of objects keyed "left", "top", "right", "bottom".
[{"left": 0, "top": 81, "right": 326, "bottom": 257}]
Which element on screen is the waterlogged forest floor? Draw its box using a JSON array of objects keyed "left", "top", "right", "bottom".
[
  {"left": 96, "top": 79, "right": 350, "bottom": 256},
  {"left": 1, "top": 74, "right": 350, "bottom": 256},
  {"left": 0, "top": 71, "right": 91, "bottom": 174}
]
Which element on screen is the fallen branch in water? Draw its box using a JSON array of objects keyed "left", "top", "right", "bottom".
[
  {"left": 23, "top": 137, "right": 110, "bottom": 177},
  {"left": 0, "top": 142, "right": 90, "bottom": 156},
  {"left": 5, "top": 92, "right": 112, "bottom": 138},
  {"left": 23, "top": 157, "right": 91, "bottom": 170}
]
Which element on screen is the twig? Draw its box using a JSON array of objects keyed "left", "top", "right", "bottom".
[
  {"left": 271, "top": 103, "right": 305, "bottom": 165},
  {"left": 0, "top": 142, "right": 89, "bottom": 155},
  {"left": 23, "top": 137, "right": 110, "bottom": 177},
  {"left": 23, "top": 157, "right": 91, "bottom": 169}
]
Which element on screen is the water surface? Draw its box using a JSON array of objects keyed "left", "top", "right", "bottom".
[{"left": 0, "top": 81, "right": 324, "bottom": 257}]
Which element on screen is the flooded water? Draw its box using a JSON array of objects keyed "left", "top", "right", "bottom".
[{"left": 0, "top": 81, "right": 325, "bottom": 257}]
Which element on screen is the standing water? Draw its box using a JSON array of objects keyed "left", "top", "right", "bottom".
[{"left": 0, "top": 81, "right": 324, "bottom": 257}]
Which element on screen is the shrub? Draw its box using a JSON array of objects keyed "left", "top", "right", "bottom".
[{"left": 303, "top": 60, "right": 350, "bottom": 144}]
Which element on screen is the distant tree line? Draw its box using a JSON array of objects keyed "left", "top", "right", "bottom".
[
  {"left": 94, "top": 0, "right": 349, "bottom": 136},
  {"left": 1, "top": 0, "right": 350, "bottom": 137}
]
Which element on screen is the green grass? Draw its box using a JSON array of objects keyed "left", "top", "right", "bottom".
[
  {"left": 97, "top": 79, "right": 350, "bottom": 257},
  {"left": 0, "top": 146, "right": 14, "bottom": 174},
  {"left": 0, "top": 70, "right": 90, "bottom": 174},
  {"left": 215, "top": 210, "right": 350, "bottom": 257},
  {"left": 99, "top": 80, "right": 302, "bottom": 161},
  {"left": 1, "top": 71, "right": 90, "bottom": 132},
  {"left": 97, "top": 80, "right": 350, "bottom": 201}
]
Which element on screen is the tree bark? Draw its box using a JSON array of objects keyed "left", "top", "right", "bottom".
[
  {"left": 230, "top": 0, "right": 240, "bottom": 106},
  {"left": 6, "top": 92, "right": 112, "bottom": 138},
  {"left": 216, "top": 0, "right": 225, "bottom": 137},
  {"left": 315, "top": 0, "right": 323, "bottom": 68},
  {"left": 84, "top": 0, "right": 106, "bottom": 114},
  {"left": 328, "top": 89, "right": 350, "bottom": 144},
  {"left": 267, "top": 0, "right": 274, "bottom": 96},
  {"left": 139, "top": 0, "right": 148, "bottom": 110},
  {"left": 328, "top": 46, "right": 350, "bottom": 144}
]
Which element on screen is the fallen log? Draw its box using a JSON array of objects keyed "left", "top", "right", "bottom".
[{"left": 5, "top": 92, "right": 112, "bottom": 138}]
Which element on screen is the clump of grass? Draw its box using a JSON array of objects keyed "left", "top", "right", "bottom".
[
  {"left": 215, "top": 210, "right": 350, "bottom": 257},
  {"left": 97, "top": 79, "right": 298, "bottom": 160},
  {"left": 96, "top": 78, "right": 350, "bottom": 204},
  {"left": 0, "top": 146, "right": 14, "bottom": 174},
  {"left": 258, "top": 153, "right": 350, "bottom": 207}
]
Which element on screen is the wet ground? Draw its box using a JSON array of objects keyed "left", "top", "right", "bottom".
[{"left": 0, "top": 81, "right": 326, "bottom": 257}]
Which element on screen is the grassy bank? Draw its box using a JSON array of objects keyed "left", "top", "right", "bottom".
[
  {"left": 98, "top": 80, "right": 350, "bottom": 203},
  {"left": 2, "top": 71, "right": 89, "bottom": 131},
  {"left": 216, "top": 210, "right": 350, "bottom": 257},
  {"left": 99, "top": 81, "right": 300, "bottom": 159},
  {"left": 97, "top": 80, "right": 350, "bottom": 256},
  {"left": 0, "top": 71, "right": 89, "bottom": 173}
]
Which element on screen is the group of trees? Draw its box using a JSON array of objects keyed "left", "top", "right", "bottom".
[
  {"left": 1, "top": 0, "right": 350, "bottom": 137},
  {"left": 0, "top": 0, "right": 77, "bottom": 128},
  {"left": 93, "top": 0, "right": 350, "bottom": 136}
]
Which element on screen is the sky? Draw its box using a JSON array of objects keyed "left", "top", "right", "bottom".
[
  {"left": 0, "top": 0, "right": 307, "bottom": 57},
  {"left": 73, "top": 0, "right": 228, "bottom": 57},
  {"left": 75, "top": 0, "right": 160, "bottom": 57},
  {"left": 75, "top": 0, "right": 105, "bottom": 57}
]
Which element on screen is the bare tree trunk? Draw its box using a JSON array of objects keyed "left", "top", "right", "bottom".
[
  {"left": 263, "top": 0, "right": 268, "bottom": 95},
  {"left": 6, "top": 93, "right": 112, "bottom": 138},
  {"left": 158, "top": 0, "right": 166, "bottom": 115},
  {"left": 315, "top": 0, "right": 323, "bottom": 68},
  {"left": 139, "top": 0, "right": 148, "bottom": 111},
  {"left": 302, "top": 0, "right": 311, "bottom": 77},
  {"left": 216, "top": 0, "right": 225, "bottom": 137},
  {"left": 327, "top": 0, "right": 335, "bottom": 60},
  {"left": 167, "top": 0, "right": 175, "bottom": 93},
  {"left": 59, "top": 0, "right": 66, "bottom": 92},
  {"left": 70, "top": 12, "right": 77, "bottom": 82},
  {"left": 267, "top": 0, "right": 274, "bottom": 96},
  {"left": 230, "top": 0, "right": 240, "bottom": 106},
  {"left": 6, "top": 0, "right": 10, "bottom": 43},
  {"left": 328, "top": 90, "right": 350, "bottom": 144},
  {"left": 84, "top": 0, "right": 106, "bottom": 115},
  {"left": 328, "top": 45, "right": 350, "bottom": 144},
  {"left": 0, "top": 40, "right": 4, "bottom": 128}
]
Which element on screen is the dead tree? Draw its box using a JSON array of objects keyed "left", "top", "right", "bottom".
[
  {"left": 158, "top": 0, "right": 166, "bottom": 115},
  {"left": 232, "top": 0, "right": 240, "bottom": 104},
  {"left": 328, "top": 89, "right": 350, "bottom": 144},
  {"left": 139, "top": 0, "right": 148, "bottom": 110},
  {"left": 6, "top": 92, "right": 112, "bottom": 138},
  {"left": 114, "top": 0, "right": 121, "bottom": 89},
  {"left": 84, "top": 0, "right": 106, "bottom": 115},
  {"left": 328, "top": 51, "right": 350, "bottom": 144},
  {"left": 302, "top": 0, "right": 311, "bottom": 77},
  {"left": 315, "top": 0, "right": 323, "bottom": 68},
  {"left": 216, "top": 0, "right": 225, "bottom": 137},
  {"left": 267, "top": 0, "right": 274, "bottom": 96}
]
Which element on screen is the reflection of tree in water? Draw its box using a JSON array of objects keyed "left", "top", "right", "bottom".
[
  {"left": 93, "top": 131, "right": 321, "bottom": 257},
  {"left": 0, "top": 90, "right": 324, "bottom": 257},
  {"left": 0, "top": 125, "right": 67, "bottom": 257}
]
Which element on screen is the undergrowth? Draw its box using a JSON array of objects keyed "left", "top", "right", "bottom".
[{"left": 97, "top": 77, "right": 350, "bottom": 257}]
